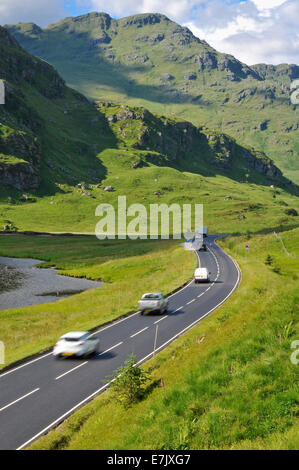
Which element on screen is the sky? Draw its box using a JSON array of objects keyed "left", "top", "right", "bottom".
[{"left": 0, "top": 0, "right": 298, "bottom": 66}]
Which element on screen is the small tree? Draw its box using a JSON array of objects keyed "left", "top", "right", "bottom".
[{"left": 108, "top": 354, "right": 150, "bottom": 408}]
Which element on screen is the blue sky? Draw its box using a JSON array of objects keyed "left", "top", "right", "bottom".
[
  {"left": 64, "top": 0, "right": 92, "bottom": 17},
  {"left": 0, "top": 0, "right": 298, "bottom": 65}
]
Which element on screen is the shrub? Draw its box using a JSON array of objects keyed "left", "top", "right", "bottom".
[{"left": 107, "top": 354, "right": 150, "bottom": 408}]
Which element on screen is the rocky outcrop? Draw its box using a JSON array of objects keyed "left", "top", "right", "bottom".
[
  {"left": 197, "top": 51, "right": 260, "bottom": 81},
  {"left": 0, "top": 129, "right": 42, "bottom": 165},
  {"left": 161, "top": 73, "right": 175, "bottom": 82},
  {"left": 124, "top": 54, "right": 149, "bottom": 64},
  {"left": 121, "top": 14, "right": 167, "bottom": 28},
  {"left": 205, "top": 134, "right": 234, "bottom": 169},
  {"left": 100, "top": 102, "right": 285, "bottom": 182},
  {"left": 240, "top": 149, "right": 282, "bottom": 179},
  {"left": 251, "top": 63, "right": 299, "bottom": 81},
  {"left": 184, "top": 72, "right": 197, "bottom": 81},
  {"left": 88, "top": 32, "right": 111, "bottom": 47},
  {"left": 0, "top": 160, "right": 40, "bottom": 190}
]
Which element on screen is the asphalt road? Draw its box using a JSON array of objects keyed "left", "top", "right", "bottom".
[{"left": 0, "top": 236, "right": 240, "bottom": 450}]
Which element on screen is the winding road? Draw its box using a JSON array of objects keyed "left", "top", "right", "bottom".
[{"left": 0, "top": 236, "right": 240, "bottom": 450}]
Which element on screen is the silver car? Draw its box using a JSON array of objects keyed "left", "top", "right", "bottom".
[{"left": 139, "top": 293, "right": 168, "bottom": 315}]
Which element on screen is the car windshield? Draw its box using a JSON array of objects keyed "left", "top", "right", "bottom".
[
  {"left": 62, "top": 335, "right": 88, "bottom": 342},
  {"left": 143, "top": 294, "right": 160, "bottom": 299}
]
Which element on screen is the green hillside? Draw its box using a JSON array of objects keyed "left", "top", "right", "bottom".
[
  {"left": 0, "top": 25, "right": 299, "bottom": 234},
  {"left": 6, "top": 12, "right": 299, "bottom": 183}
]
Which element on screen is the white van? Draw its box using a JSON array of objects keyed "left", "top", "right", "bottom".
[{"left": 194, "top": 267, "right": 210, "bottom": 283}]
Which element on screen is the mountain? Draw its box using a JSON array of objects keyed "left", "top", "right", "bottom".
[
  {"left": 0, "top": 25, "right": 298, "bottom": 234},
  {"left": 6, "top": 12, "right": 299, "bottom": 184},
  {"left": 0, "top": 24, "right": 113, "bottom": 193}
]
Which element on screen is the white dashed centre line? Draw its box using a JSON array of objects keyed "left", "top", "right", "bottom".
[
  {"left": 98, "top": 342, "right": 123, "bottom": 356},
  {"left": 130, "top": 327, "right": 149, "bottom": 338},
  {"left": 55, "top": 362, "right": 88, "bottom": 381},
  {"left": 0, "top": 388, "right": 40, "bottom": 413},
  {"left": 187, "top": 299, "right": 196, "bottom": 305},
  {"left": 154, "top": 316, "right": 168, "bottom": 324}
]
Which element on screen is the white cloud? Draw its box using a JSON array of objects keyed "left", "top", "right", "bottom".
[
  {"left": 0, "top": 0, "right": 66, "bottom": 27},
  {"left": 185, "top": 0, "right": 299, "bottom": 65},
  {"left": 251, "top": 0, "right": 287, "bottom": 11}
]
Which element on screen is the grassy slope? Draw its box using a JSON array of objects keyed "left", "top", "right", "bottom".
[
  {"left": 3, "top": 151, "right": 299, "bottom": 234},
  {"left": 0, "top": 236, "right": 196, "bottom": 368},
  {"left": 28, "top": 228, "right": 299, "bottom": 450},
  {"left": 8, "top": 14, "right": 299, "bottom": 183},
  {"left": 1, "top": 103, "right": 299, "bottom": 234}
]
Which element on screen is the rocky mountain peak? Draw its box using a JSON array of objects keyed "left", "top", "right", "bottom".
[
  {"left": 48, "top": 11, "right": 112, "bottom": 32},
  {"left": 119, "top": 13, "right": 170, "bottom": 28}
]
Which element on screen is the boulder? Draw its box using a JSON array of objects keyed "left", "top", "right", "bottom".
[{"left": 103, "top": 186, "right": 114, "bottom": 192}]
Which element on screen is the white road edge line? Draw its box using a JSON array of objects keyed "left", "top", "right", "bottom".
[
  {"left": 17, "top": 237, "right": 239, "bottom": 451},
  {"left": 55, "top": 362, "right": 88, "bottom": 381},
  {"left": 98, "top": 342, "right": 123, "bottom": 356},
  {"left": 0, "top": 388, "right": 40, "bottom": 413},
  {"left": 130, "top": 327, "right": 149, "bottom": 338}
]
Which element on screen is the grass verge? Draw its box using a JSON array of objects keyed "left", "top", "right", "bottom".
[{"left": 28, "top": 228, "right": 299, "bottom": 450}]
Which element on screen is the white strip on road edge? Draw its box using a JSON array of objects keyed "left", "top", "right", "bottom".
[{"left": 0, "top": 388, "right": 40, "bottom": 413}]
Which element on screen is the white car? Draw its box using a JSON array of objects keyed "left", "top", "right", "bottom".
[
  {"left": 53, "top": 331, "right": 99, "bottom": 359},
  {"left": 194, "top": 267, "right": 210, "bottom": 283}
]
